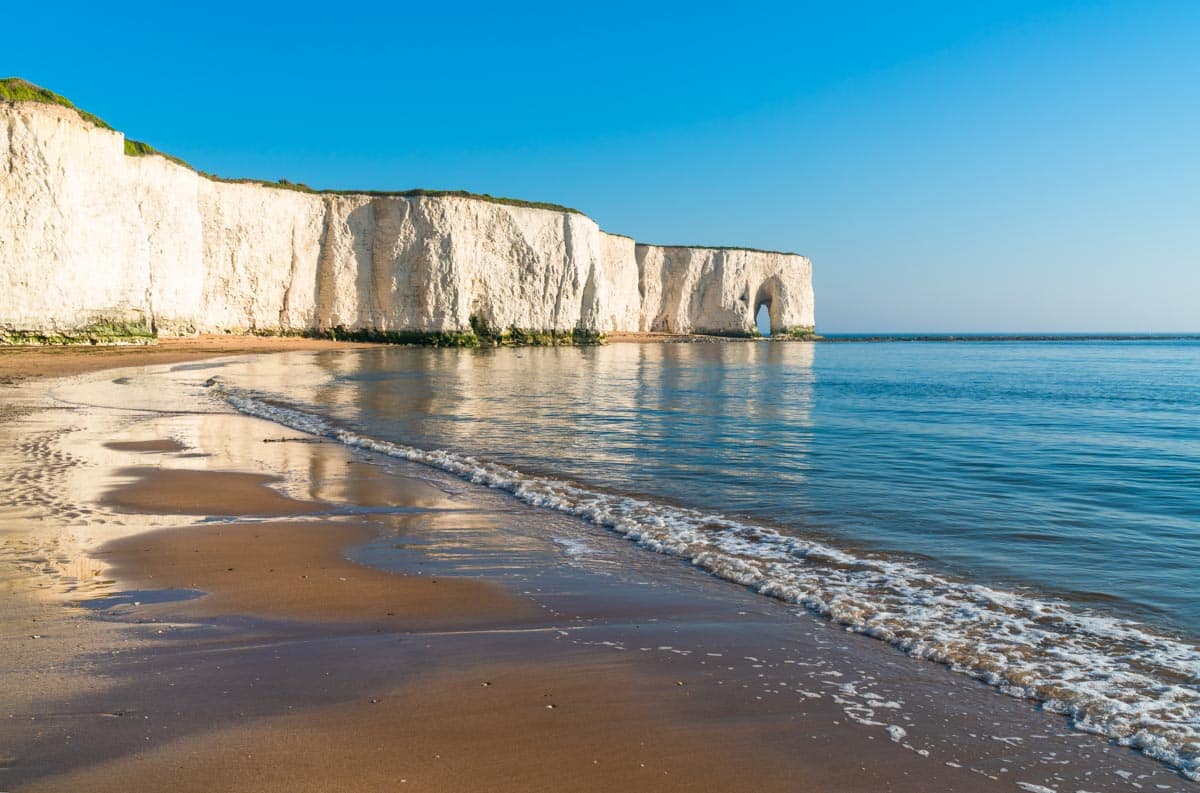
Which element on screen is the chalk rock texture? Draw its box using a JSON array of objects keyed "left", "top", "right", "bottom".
[
  {"left": 637, "top": 246, "right": 815, "bottom": 335},
  {"left": 0, "top": 100, "right": 814, "bottom": 339}
]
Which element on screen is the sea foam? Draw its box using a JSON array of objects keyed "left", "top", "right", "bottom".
[{"left": 217, "top": 384, "right": 1200, "bottom": 780}]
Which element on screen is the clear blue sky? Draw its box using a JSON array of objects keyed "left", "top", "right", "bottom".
[{"left": 6, "top": 1, "right": 1197, "bottom": 332}]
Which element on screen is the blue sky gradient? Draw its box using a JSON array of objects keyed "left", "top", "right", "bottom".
[{"left": 6, "top": 1, "right": 1197, "bottom": 332}]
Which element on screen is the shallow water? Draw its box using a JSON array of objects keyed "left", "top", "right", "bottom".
[{"left": 214, "top": 339, "right": 1200, "bottom": 778}]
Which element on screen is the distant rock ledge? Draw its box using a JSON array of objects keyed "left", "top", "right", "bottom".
[{"left": 0, "top": 79, "right": 814, "bottom": 346}]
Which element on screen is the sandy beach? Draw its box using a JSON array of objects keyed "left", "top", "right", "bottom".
[{"left": 0, "top": 343, "right": 1188, "bottom": 792}]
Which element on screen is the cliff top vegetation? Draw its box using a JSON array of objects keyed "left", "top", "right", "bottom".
[
  {"left": 0, "top": 77, "right": 113, "bottom": 130},
  {"left": 1, "top": 77, "right": 583, "bottom": 215}
]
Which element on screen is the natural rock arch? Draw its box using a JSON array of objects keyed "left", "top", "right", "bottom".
[{"left": 753, "top": 277, "right": 784, "bottom": 335}]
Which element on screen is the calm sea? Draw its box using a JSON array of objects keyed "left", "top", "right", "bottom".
[{"left": 218, "top": 338, "right": 1200, "bottom": 778}]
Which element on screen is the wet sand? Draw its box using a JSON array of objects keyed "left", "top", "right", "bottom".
[
  {"left": 0, "top": 332, "right": 764, "bottom": 392},
  {"left": 102, "top": 468, "right": 330, "bottom": 516},
  {"left": 7, "top": 458, "right": 955, "bottom": 792},
  {"left": 0, "top": 347, "right": 1189, "bottom": 792},
  {"left": 13, "top": 652, "right": 905, "bottom": 793},
  {"left": 98, "top": 517, "right": 535, "bottom": 627},
  {"left": 0, "top": 335, "right": 372, "bottom": 386}
]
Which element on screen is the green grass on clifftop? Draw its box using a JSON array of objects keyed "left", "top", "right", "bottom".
[
  {"left": 1, "top": 78, "right": 581, "bottom": 214},
  {"left": 123, "top": 138, "right": 195, "bottom": 169},
  {"left": 0, "top": 77, "right": 113, "bottom": 130},
  {"left": 203, "top": 178, "right": 583, "bottom": 213}
]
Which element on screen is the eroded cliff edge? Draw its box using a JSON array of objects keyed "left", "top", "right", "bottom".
[{"left": 0, "top": 95, "right": 814, "bottom": 343}]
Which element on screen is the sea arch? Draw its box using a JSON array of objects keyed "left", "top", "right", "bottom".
[{"left": 753, "top": 277, "right": 784, "bottom": 336}]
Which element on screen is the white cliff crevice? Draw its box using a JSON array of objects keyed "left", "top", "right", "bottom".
[{"left": 0, "top": 100, "right": 814, "bottom": 340}]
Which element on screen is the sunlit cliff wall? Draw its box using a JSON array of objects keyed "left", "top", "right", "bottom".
[{"left": 0, "top": 100, "right": 813, "bottom": 341}]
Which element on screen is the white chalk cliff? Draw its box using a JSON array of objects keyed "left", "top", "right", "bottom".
[{"left": 0, "top": 99, "right": 814, "bottom": 341}]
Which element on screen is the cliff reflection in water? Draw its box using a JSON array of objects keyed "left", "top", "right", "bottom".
[{"left": 252, "top": 342, "right": 818, "bottom": 516}]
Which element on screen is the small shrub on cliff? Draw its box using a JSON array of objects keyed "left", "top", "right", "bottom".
[
  {"left": 276, "top": 178, "right": 316, "bottom": 192},
  {"left": 122, "top": 138, "right": 194, "bottom": 168},
  {"left": 124, "top": 139, "right": 156, "bottom": 156}
]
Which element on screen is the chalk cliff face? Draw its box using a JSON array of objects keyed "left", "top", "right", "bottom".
[
  {"left": 637, "top": 246, "right": 814, "bottom": 336},
  {"left": 0, "top": 100, "right": 813, "bottom": 340}
]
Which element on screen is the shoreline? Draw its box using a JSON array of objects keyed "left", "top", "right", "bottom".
[
  {"left": 0, "top": 335, "right": 376, "bottom": 386},
  {"left": 0, "top": 334, "right": 754, "bottom": 387},
  {"left": 3, "top": 327, "right": 1191, "bottom": 390},
  {"left": 0, "top": 346, "right": 1190, "bottom": 791}
]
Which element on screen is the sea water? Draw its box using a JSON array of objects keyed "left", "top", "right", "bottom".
[{"left": 215, "top": 338, "right": 1200, "bottom": 778}]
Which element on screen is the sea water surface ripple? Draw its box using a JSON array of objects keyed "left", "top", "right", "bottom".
[{"left": 214, "top": 339, "right": 1200, "bottom": 778}]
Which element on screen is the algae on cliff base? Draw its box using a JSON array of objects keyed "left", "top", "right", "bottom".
[
  {"left": 0, "top": 319, "right": 156, "bottom": 347},
  {"left": 315, "top": 323, "right": 603, "bottom": 348}
]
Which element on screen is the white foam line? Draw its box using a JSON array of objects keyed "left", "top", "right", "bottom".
[{"left": 218, "top": 384, "right": 1200, "bottom": 781}]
